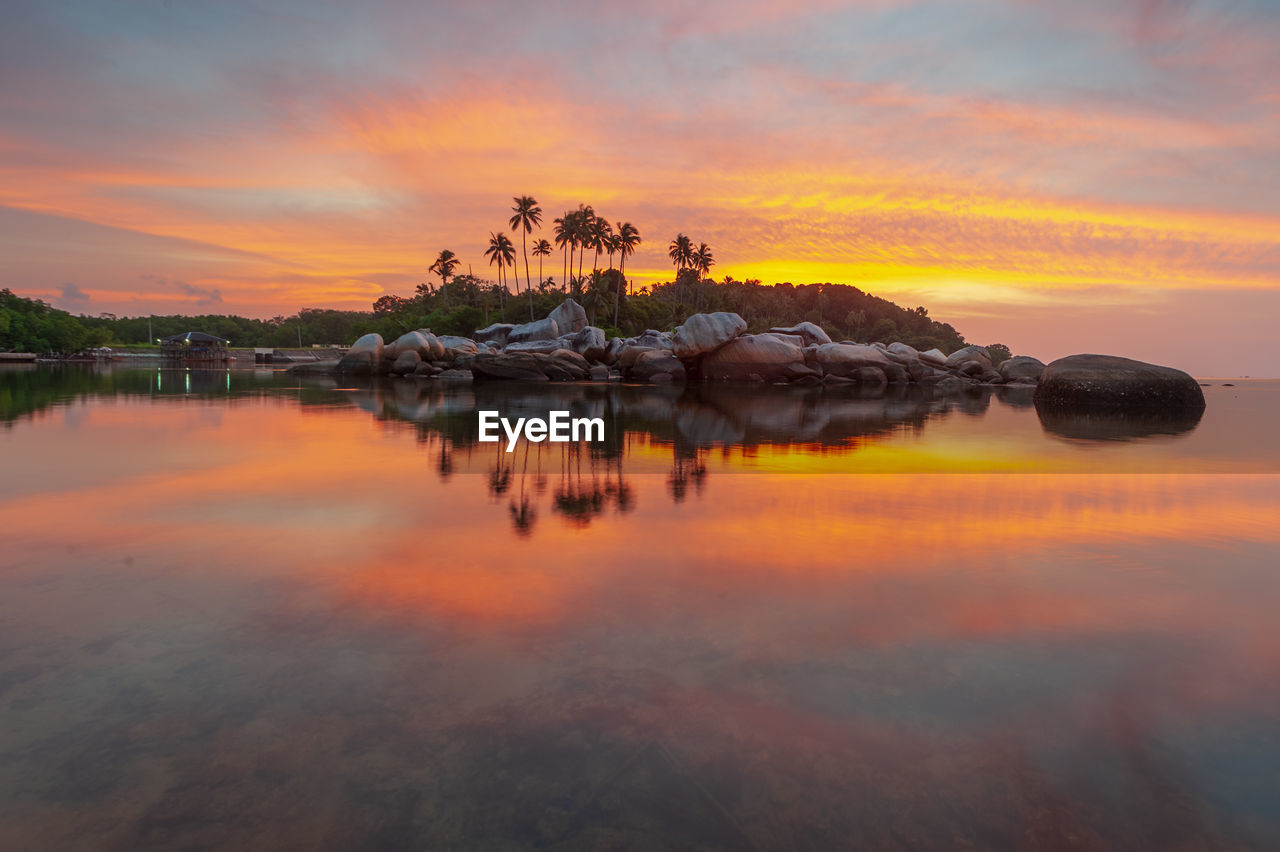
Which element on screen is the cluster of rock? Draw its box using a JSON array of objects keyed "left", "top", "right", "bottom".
[
  {"left": 312, "top": 299, "right": 1049, "bottom": 392},
  {"left": 305, "top": 298, "right": 1203, "bottom": 408}
]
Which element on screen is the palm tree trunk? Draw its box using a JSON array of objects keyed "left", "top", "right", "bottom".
[
  {"left": 562, "top": 246, "right": 568, "bottom": 292},
  {"left": 577, "top": 244, "right": 584, "bottom": 292},
  {"left": 521, "top": 231, "right": 533, "bottom": 321},
  {"left": 613, "top": 255, "right": 624, "bottom": 328}
]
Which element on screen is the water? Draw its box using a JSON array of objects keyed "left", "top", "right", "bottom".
[{"left": 2, "top": 365, "right": 1278, "bottom": 850}]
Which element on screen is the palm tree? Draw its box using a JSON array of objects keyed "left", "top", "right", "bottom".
[
  {"left": 509, "top": 195, "right": 543, "bottom": 320},
  {"left": 694, "top": 242, "right": 714, "bottom": 280},
  {"left": 531, "top": 238, "right": 552, "bottom": 293},
  {"left": 668, "top": 233, "right": 693, "bottom": 271},
  {"left": 429, "top": 249, "right": 460, "bottom": 304},
  {"left": 613, "top": 221, "right": 641, "bottom": 327},
  {"left": 484, "top": 232, "right": 516, "bottom": 320},
  {"left": 575, "top": 204, "right": 595, "bottom": 288},
  {"left": 590, "top": 217, "right": 611, "bottom": 277}
]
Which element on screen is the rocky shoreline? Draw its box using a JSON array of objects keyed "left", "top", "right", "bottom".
[{"left": 293, "top": 298, "right": 1205, "bottom": 410}]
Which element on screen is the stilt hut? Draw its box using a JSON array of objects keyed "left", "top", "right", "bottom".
[{"left": 161, "top": 332, "right": 231, "bottom": 364}]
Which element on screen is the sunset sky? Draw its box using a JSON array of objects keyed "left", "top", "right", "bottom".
[{"left": 2, "top": 0, "right": 1277, "bottom": 374}]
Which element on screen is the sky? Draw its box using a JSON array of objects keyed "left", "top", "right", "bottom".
[{"left": 1, "top": 0, "right": 1277, "bottom": 375}]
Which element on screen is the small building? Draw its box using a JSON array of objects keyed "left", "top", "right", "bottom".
[{"left": 161, "top": 332, "right": 230, "bottom": 364}]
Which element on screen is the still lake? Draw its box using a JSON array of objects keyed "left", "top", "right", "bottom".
[{"left": 2, "top": 365, "right": 1278, "bottom": 850}]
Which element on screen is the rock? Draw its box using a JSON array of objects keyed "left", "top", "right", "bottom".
[
  {"left": 470, "top": 352, "right": 549, "bottom": 382},
  {"left": 504, "top": 339, "right": 563, "bottom": 354},
  {"left": 414, "top": 330, "right": 446, "bottom": 360},
  {"left": 701, "top": 334, "right": 814, "bottom": 383},
  {"left": 507, "top": 317, "right": 559, "bottom": 344},
  {"left": 474, "top": 323, "right": 516, "bottom": 347},
  {"left": 813, "top": 343, "right": 901, "bottom": 381},
  {"left": 433, "top": 368, "right": 474, "bottom": 382},
  {"left": 603, "top": 337, "right": 625, "bottom": 365},
  {"left": 386, "top": 331, "right": 430, "bottom": 359},
  {"left": 336, "top": 333, "right": 383, "bottom": 373},
  {"left": 629, "top": 350, "right": 686, "bottom": 383},
  {"left": 855, "top": 366, "right": 887, "bottom": 388},
  {"left": 935, "top": 375, "right": 973, "bottom": 395},
  {"left": 563, "top": 326, "right": 608, "bottom": 361},
  {"left": 672, "top": 312, "right": 748, "bottom": 359},
  {"left": 944, "top": 345, "right": 992, "bottom": 370},
  {"left": 436, "top": 335, "right": 479, "bottom": 359},
  {"left": 957, "top": 359, "right": 986, "bottom": 377},
  {"left": 886, "top": 341, "right": 919, "bottom": 358},
  {"left": 548, "top": 298, "right": 588, "bottom": 335},
  {"left": 1034, "top": 354, "right": 1205, "bottom": 409},
  {"left": 767, "top": 322, "right": 832, "bottom": 347},
  {"left": 413, "top": 361, "right": 443, "bottom": 377},
  {"left": 999, "top": 355, "right": 1046, "bottom": 383},
  {"left": 391, "top": 350, "right": 421, "bottom": 375},
  {"left": 589, "top": 364, "right": 609, "bottom": 381},
  {"left": 544, "top": 349, "right": 591, "bottom": 381},
  {"left": 918, "top": 348, "right": 947, "bottom": 367}
]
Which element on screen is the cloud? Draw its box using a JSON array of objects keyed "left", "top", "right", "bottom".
[{"left": 58, "top": 283, "right": 90, "bottom": 305}]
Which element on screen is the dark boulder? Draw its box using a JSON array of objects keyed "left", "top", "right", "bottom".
[{"left": 1034, "top": 354, "right": 1205, "bottom": 410}]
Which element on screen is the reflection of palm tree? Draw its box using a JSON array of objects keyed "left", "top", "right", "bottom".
[
  {"left": 509, "top": 497, "right": 536, "bottom": 536},
  {"left": 509, "top": 195, "right": 543, "bottom": 320}
]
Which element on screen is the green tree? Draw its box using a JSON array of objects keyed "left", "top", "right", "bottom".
[{"left": 428, "top": 249, "right": 461, "bottom": 304}]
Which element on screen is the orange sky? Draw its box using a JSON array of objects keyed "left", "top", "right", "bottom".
[{"left": 1, "top": 0, "right": 1278, "bottom": 373}]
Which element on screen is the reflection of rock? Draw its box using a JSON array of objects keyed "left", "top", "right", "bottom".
[
  {"left": 1034, "top": 354, "right": 1205, "bottom": 409},
  {"left": 999, "top": 355, "right": 1045, "bottom": 382},
  {"left": 1037, "top": 406, "right": 1203, "bottom": 440},
  {"left": 672, "top": 312, "right": 746, "bottom": 359},
  {"left": 935, "top": 375, "right": 973, "bottom": 395},
  {"left": 993, "top": 384, "right": 1036, "bottom": 408}
]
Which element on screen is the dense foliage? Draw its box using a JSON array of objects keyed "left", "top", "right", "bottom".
[{"left": 2, "top": 289, "right": 111, "bottom": 354}]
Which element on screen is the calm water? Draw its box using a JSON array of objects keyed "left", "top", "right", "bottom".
[{"left": 2, "top": 365, "right": 1279, "bottom": 850}]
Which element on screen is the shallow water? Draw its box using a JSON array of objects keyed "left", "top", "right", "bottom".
[{"left": 2, "top": 365, "right": 1279, "bottom": 850}]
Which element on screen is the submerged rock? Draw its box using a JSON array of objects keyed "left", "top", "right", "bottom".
[{"left": 1034, "top": 354, "right": 1205, "bottom": 409}]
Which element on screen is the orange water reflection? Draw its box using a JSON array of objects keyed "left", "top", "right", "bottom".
[{"left": 2, "top": 374, "right": 1280, "bottom": 847}]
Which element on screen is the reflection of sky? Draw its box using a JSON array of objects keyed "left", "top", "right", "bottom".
[
  {"left": 1, "top": 385, "right": 1279, "bottom": 845},
  {"left": 2, "top": 1, "right": 1279, "bottom": 373}
]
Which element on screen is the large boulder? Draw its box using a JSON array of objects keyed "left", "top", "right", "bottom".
[
  {"left": 944, "top": 345, "right": 992, "bottom": 370},
  {"left": 390, "top": 350, "right": 421, "bottom": 375},
  {"left": 469, "top": 352, "right": 549, "bottom": 382},
  {"left": 436, "top": 335, "right": 479, "bottom": 360},
  {"left": 504, "top": 339, "right": 563, "bottom": 354},
  {"left": 918, "top": 348, "right": 947, "bottom": 367},
  {"left": 507, "top": 317, "right": 559, "bottom": 344},
  {"left": 1034, "top": 354, "right": 1205, "bottom": 410},
  {"left": 548, "top": 298, "right": 588, "bottom": 335},
  {"left": 474, "top": 323, "right": 516, "bottom": 347},
  {"left": 541, "top": 349, "right": 591, "bottom": 381},
  {"left": 701, "top": 334, "right": 813, "bottom": 383},
  {"left": 768, "top": 322, "right": 832, "bottom": 347},
  {"left": 386, "top": 331, "right": 430, "bottom": 360},
  {"left": 999, "top": 355, "right": 1046, "bottom": 383},
  {"left": 336, "top": 333, "right": 383, "bottom": 373},
  {"left": 628, "top": 350, "right": 686, "bottom": 383},
  {"left": 814, "top": 343, "right": 897, "bottom": 379},
  {"left": 562, "top": 326, "right": 608, "bottom": 362},
  {"left": 672, "top": 312, "right": 747, "bottom": 359},
  {"left": 414, "top": 331, "right": 446, "bottom": 361}
]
